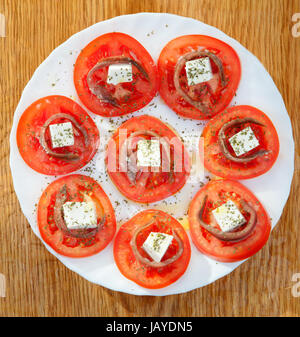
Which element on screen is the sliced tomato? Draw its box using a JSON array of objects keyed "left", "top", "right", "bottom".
[
  {"left": 106, "top": 115, "right": 190, "bottom": 203},
  {"left": 114, "top": 209, "right": 191, "bottom": 289},
  {"left": 188, "top": 179, "right": 271, "bottom": 262},
  {"left": 16, "top": 95, "right": 99, "bottom": 176},
  {"left": 202, "top": 105, "right": 280, "bottom": 179},
  {"left": 74, "top": 32, "right": 158, "bottom": 117},
  {"left": 158, "top": 35, "right": 241, "bottom": 120},
  {"left": 37, "top": 174, "right": 116, "bottom": 258}
]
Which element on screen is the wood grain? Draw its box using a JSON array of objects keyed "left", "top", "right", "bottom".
[{"left": 0, "top": 0, "right": 299, "bottom": 317}]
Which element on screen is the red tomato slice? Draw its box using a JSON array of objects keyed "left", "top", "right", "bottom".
[
  {"left": 114, "top": 209, "right": 191, "bottom": 289},
  {"left": 16, "top": 95, "right": 100, "bottom": 176},
  {"left": 106, "top": 115, "right": 190, "bottom": 203},
  {"left": 188, "top": 179, "right": 271, "bottom": 262},
  {"left": 74, "top": 32, "right": 158, "bottom": 117},
  {"left": 37, "top": 174, "right": 116, "bottom": 258},
  {"left": 202, "top": 105, "right": 280, "bottom": 179},
  {"left": 158, "top": 35, "right": 241, "bottom": 120}
]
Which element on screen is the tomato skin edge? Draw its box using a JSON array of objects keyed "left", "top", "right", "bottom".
[
  {"left": 73, "top": 32, "right": 159, "bottom": 117},
  {"left": 16, "top": 95, "right": 100, "bottom": 176},
  {"left": 37, "top": 174, "right": 116, "bottom": 258},
  {"left": 157, "top": 34, "right": 241, "bottom": 120},
  {"left": 113, "top": 209, "right": 191, "bottom": 289},
  {"left": 201, "top": 105, "right": 280, "bottom": 180},
  {"left": 189, "top": 229, "right": 271, "bottom": 263},
  {"left": 105, "top": 115, "right": 191, "bottom": 204},
  {"left": 188, "top": 179, "right": 271, "bottom": 262}
]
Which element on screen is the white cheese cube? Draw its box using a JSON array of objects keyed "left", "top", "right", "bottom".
[
  {"left": 142, "top": 232, "right": 174, "bottom": 263},
  {"left": 185, "top": 57, "right": 213, "bottom": 86},
  {"left": 107, "top": 63, "right": 133, "bottom": 85},
  {"left": 137, "top": 139, "right": 161, "bottom": 167},
  {"left": 229, "top": 126, "right": 260, "bottom": 157},
  {"left": 62, "top": 202, "right": 97, "bottom": 230},
  {"left": 49, "top": 122, "right": 74, "bottom": 148},
  {"left": 212, "top": 200, "right": 246, "bottom": 232}
]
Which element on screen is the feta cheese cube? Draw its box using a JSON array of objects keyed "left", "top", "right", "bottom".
[
  {"left": 49, "top": 122, "right": 74, "bottom": 148},
  {"left": 137, "top": 139, "right": 161, "bottom": 167},
  {"left": 142, "top": 232, "right": 174, "bottom": 263},
  {"left": 107, "top": 63, "right": 133, "bottom": 85},
  {"left": 185, "top": 57, "right": 213, "bottom": 86},
  {"left": 212, "top": 200, "right": 246, "bottom": 232},
  {"left": 229, "top": 126, "right": 260, "bottom": 157},
  {"left": 62, "top": 202, "right": 97, "bottom": 230}
]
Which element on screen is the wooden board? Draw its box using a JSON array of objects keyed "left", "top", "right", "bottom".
[{"left": 0, "top": 0, "right": 299, "bottom": 317}]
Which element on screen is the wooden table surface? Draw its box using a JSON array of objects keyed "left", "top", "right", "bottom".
[{"left": 0, "top": 0, "right": 299, "bottom": 317}]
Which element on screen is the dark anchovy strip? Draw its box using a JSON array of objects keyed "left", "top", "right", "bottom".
[
  {"left": 130, "top": 220, "right": 184, "bottom": 268},
  {"left": 198, "top": 195, "right": 257, "bottom": 242},
  {"left": 218, "top": 117, "right": 269, "bottom": 163},
  {"left": 119, "top": 130, "right": 170, "bottom": 184},
  {"left": 87, "top": 56, "right": 150, "bottom": 107},
  {"left": 54, "top": 185, "right": 106, "bottom": 239},
  {"left": 39, "top": 113, "right": 89, "bottom": 161},
  {"left": 174, "top": 50, "right": 227, "bottom": 116}
]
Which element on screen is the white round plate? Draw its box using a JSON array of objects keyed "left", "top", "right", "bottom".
[{"left": 10, "top": 13, "right": 294, "bottom": 296}]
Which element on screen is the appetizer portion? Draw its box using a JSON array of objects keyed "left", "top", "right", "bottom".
[
  {"left": 16, "top": 95, "right": 99, "bottom": 175},
  {"left": 201, "top": 105, "right": 279, "bottom": 179},
  {"left": 114, "top": 210, "right": 191, "bottom": 289},
  {"left": 106, "top": 115, "right": 190, "bottom": 203},
  {"left": 74, "top": 32, "right": 158, "bottom": 117},
  {"left": 189, "top": 180, "right": 271, "bottom": 262},
  {"left": 158, "top": 35, "right": 241, "bottom": 120},
  {"left": 37, "top": 174, "right": 116, "bottom": 257}
]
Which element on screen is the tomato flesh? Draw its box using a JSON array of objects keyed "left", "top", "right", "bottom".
[
  {"left": 202, "top": 105, "right": 280, "bottom": 179},
  {"left": 37, "top": 174, "right": 116, "bottom": 258},
  {"left": 114, "top": 209, "right": 191, "bottom": 289},
  {"left": 106, "top": 115, "right": 190, "bottom": 203},
  {"left": 16, "top": 95, "right": 100, "bottom": 176},
  {"left": 188, "top": 179, "right": 271, "bottom": 262},
  {"left": 74, "top": 32, "right": 158, "bottom": 117},
  {"left": 158, "top": 35, "right": 241, "bottom": 120}
]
